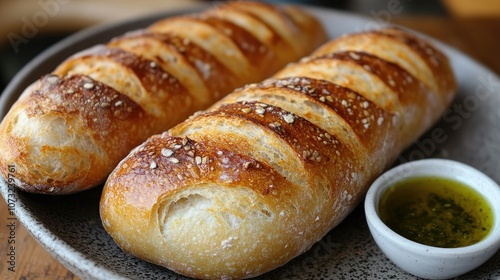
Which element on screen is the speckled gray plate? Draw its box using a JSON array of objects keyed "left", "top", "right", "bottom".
[{"left": 1, "top": 4, "right": 500, "bottom": 280}]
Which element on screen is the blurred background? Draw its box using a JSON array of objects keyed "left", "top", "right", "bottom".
[{"left": 0, "top": 0, "right": 499, "bottom": 93}]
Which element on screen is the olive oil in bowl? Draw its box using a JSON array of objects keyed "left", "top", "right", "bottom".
[{"left": 379, "top": 176, "right": 494, "bottom": 248}]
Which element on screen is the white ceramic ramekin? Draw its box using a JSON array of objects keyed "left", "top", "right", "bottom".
[{"left": 364, "top": 159, "right": 500, "bottom": 279}]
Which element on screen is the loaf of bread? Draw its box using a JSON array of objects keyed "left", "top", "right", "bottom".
[
  {"left": 100, "top": 27, "right": 456, "bottom": 279},
  {"left": 0, "top": 1, "right": 326, "bottom": 194}
]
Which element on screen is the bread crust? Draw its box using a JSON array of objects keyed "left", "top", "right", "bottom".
[
  {"left": 0, "top": 1, "right": 326, "bottom": 194},
  {"left": 100, "top": 27, "right": 456, "bottom": 279}
]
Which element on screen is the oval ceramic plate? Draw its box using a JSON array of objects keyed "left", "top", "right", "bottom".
[{"left": 1, "top": 4, "right": 500, "bottom": 280}]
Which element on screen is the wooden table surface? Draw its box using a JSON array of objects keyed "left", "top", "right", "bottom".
[{"left": 1, "top": 8, "right": 499, "bottom": 280}]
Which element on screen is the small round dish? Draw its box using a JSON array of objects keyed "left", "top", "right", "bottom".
[{"left": 364, "top": 159, "right": 500, "bottom": 279}]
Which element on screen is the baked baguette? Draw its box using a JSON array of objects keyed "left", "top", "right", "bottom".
[
  {"left": 100, "top": 27, "right": 456, "bottom": 279},
  {"left": 0, "top": 1, "right": 326, "bottom": 194}
]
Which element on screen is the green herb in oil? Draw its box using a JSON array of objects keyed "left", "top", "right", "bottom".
[{"left": 379, "top": 176, "right": 493, "bottom": 248}]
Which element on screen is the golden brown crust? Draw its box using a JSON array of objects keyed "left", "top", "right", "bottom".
[
  {"left": 313, "top": 27, "right": 456, "bottom": 103},
  {"left": 233, "top": 76, "right": 394, "bottom": 156},
  {"left": 0, "top": 1, "right": 326, "bottom": 194},
  {"left": 0, "top": 74, "right": 153, "bottom": 193},
  {"left": 103, "top": 135, "right": 307, "bottom": 278},
  {"left": 100, "top": 27, "right": 456, "bottom": 279}
]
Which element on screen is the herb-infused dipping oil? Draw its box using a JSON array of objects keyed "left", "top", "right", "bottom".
[{"left": 379, "top": 176, "right": 494, "bottom": 248}]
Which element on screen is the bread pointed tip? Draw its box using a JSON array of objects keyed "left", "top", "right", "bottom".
[{"left": 0, "top": 74, "right": 149, "bottom": 194}]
